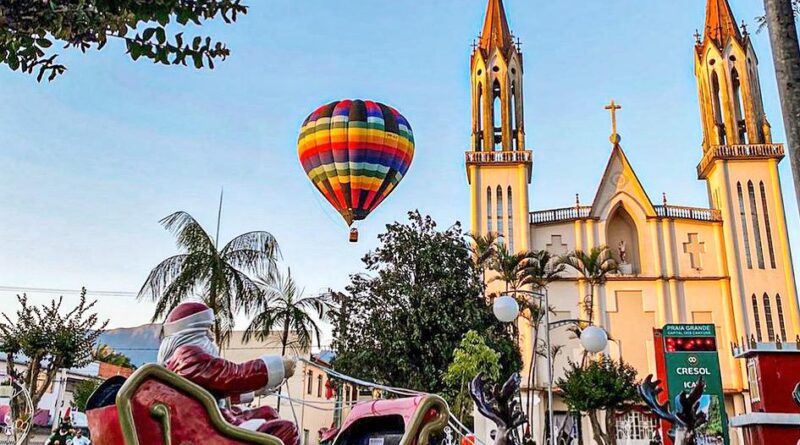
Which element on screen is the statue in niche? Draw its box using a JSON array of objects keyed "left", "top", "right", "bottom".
[{"left": 618, "top": 240, "right": 628, "bottom": 264}]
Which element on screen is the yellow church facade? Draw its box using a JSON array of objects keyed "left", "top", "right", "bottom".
[{"left": 466, "top": 0, "right": 800, "bottom": 443}]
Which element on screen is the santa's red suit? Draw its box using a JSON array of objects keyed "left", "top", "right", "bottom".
[{"left": 158, "top": 302, "right": 299, "bottom": 445}]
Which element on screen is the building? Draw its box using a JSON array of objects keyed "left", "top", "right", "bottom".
[{"left": 465, "top": 0, "right": 800, "bottom": 443}]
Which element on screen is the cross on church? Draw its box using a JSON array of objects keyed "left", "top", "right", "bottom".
[
  {"left": 683, "top": 233, "right": 706, "bottom": 270},
  {"left": 604, "top": 100, "right": 622, "bottom": 145},
  {"left": 546, "top": 235, "right": 568, "bottom": 255}
]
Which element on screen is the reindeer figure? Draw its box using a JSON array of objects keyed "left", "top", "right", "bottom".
[
  {"left": 469, "top": 373, "right": 526, "bottom": 445},
  {"left": 638, "top": 375, "right": 707, "bottom": 445}
]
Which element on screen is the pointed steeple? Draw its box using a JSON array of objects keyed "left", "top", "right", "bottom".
[
  {"left": 703, "top": 0, "right": 741, "bottom": 48},
  {"left": 479, "top": 0, "right": 514, "bottom": 55}
]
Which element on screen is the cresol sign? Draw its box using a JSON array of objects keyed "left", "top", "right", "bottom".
[{"left": 662, "top": 324, "right": 729, "bottom": 445}]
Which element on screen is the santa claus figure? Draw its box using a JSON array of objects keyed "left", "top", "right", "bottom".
[{"left": 157, "top": 302, "right": 299, "bottom": 445}]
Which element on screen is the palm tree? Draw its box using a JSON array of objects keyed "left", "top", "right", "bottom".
[
  {"left": 559, "top": 246, "right": 618, "bottom": 325},
  {"left": 488, "top": 243, "right": 531, "bottom": 292},
  {"left": 467, "top": 232, "right": 500, "bottom": 281},
  {"left": 243, "top": 268, "right": 332, "bottom": 412},
  {"left": 138, "top": 211, "right": 280, "bottom": 345},
  {"left": 517, "top": 250, "right": 564, "bottom": 428}
]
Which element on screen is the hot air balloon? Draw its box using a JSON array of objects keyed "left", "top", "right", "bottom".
[{"left": 298, "top": 100, "right": 415, "bottom": 242}]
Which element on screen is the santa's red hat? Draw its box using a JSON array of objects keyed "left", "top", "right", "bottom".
[{"left": 163, "top": 301, "right": 215, "bottom": 337}]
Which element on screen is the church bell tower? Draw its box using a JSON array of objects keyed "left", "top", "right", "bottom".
[
  {"left": 466, "top": 0, "right": 532, "bottom": 253},
  {"left": 695, "top": 0, "right": 800, "bottom": 343}
]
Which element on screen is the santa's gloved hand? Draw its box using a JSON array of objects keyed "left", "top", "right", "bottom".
[{"left": 282, "top": 356, "right": 296, "bottom": 378}]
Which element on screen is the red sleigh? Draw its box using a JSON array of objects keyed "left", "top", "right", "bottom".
[{"left": 86, "top": 364, "right": 450, "bottom": 445}]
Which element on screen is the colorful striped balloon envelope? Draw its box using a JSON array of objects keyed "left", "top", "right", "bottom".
[{"left": 298, "top": 99, "right": 415, "bottom": 232}]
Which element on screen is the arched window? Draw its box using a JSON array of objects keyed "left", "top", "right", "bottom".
[
  {"left": 486, "top": 186, "right": 493, "bottom": 233},
  {"left": 496, "top": 186, "right": 504, "bottom": 240},
  {"left": 492, "top": 80, "right": 502, "bottom": 151},
  {"left": 476, "top": 83, "right": 484, "bottom": 151},
  {"left": 752, "top": 294, "right": 762, "bottom": 342},
  {"left": 748, "top": 181, "right": 765, "bottom": 269},
  {"left": 763, "top": 294, "right": 775, "bottom": 341},
  {"left": 317, "top": 375, "right": 323, "bottom": 397},
  {"left": 507, "top": 187, "right": 513, "bottom": 252},
  {"left": 759, "top": 182, "right": 776, "bottom": 268},
  {"left": 738, "top": 182, "right": 753, "bottom": 269},
  {"left": 511, "top": 81, "right": 518, "bottom": 151},
  {"left": 307, "top": 371, "right": 314, "bottom": 395},
  {"left": 776, "top": 294, "right": 787, "bottom": 340},
  {"left": 711, "top": 71, "right": 726, "bottom": 144},
  {"left": 731, "top": 68, "right": 748, "bottom": 143}
]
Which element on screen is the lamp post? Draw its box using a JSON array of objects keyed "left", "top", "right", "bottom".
[{"left": 492, "top": 291, "right": 608, "bottom": 445}]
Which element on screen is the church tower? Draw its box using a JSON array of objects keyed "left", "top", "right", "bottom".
[
  {"left": 466, "top": 0, "right": 532, "bottom": 253},
  {"left": 695, "top": 0, "right": 800, "bottom": 343}
]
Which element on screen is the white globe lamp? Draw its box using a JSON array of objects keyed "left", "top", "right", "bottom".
[
  {"left": 580, "top": 325, "right": 609, "bottom": 353},
  {"left": 493, "top": 295, "right": 520, "bottom": 323}
]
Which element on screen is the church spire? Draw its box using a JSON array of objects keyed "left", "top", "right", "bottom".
[
  {"left": 479, "top": 0, "right": 514, "bottom": 55},
  {"left": 702, "top": 0, "right": 742, "bottom": 48}
]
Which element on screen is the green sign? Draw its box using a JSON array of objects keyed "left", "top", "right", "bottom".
[{"left": 662, "top": 324, "right": 729, "bottom": 445}]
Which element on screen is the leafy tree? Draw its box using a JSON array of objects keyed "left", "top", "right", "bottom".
[
  {"left": 332, "top": 211, "right": 520, "bottom": 398},
  {"left": 0, "top": 290, "right": 107, "bottom": 445},
  {"left": 559, "top": 246, "right": 618, "bottom": 324},
  {"left": 72, "top": 379, "right": 101, "bottom": 412},
  {"left": 701, "top": 395, "right": 724, "bottom": 438},
  {"left": 138, "top": 211, "right": 280, "bottom": 345},
  {"left": 93, "top": 344, "right": 135, "bottom": 369},
  {"left": 443, "top": 330, "right": 501, "bottom": 425},
  {"left": 0, "top": 1, "right": 247, "bottom": 81},
  {"left": 556, "top": 355, "right": 640, "bottom": 445}
]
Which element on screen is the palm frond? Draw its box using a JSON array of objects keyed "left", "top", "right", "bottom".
[
  {"left": 160, "top": 211, "right": 216, "bottom": 253},
  {"left": 221, "top": 231, "right": 281, "bottom": 279}
]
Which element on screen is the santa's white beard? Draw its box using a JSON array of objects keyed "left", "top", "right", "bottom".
[{"left": 157, "top": 328, "right": 220, "bottom": 364}]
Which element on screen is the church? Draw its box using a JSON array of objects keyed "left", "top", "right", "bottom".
[{"left": 465, "top": 0, "right": 800, "bottom": 443}]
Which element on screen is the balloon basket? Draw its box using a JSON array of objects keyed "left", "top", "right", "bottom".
[{"left": 349, "top": 228, "right": 359, "bottom": 243}]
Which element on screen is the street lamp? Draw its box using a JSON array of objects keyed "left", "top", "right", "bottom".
[{"left": 492, "top": 291, "right": 609, "bottom": 445}]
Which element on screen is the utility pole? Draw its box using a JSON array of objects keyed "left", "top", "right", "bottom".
[{"left": 763, "top": 0, "right": 800, "bottom": 215}]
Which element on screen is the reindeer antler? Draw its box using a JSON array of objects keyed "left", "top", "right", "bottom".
[
  {"left": 675, "top": 378, "right": 707, "bottom": 432},
  {"left": 639, "top": 374, "right": 680, "bottom": 425}
]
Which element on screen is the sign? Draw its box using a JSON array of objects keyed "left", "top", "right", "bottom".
[{"left": 662, "top": 324, "right": 729, "bottom": 445}]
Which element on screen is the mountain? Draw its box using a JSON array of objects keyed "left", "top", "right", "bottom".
[{"left": 98, "top": 324, "right": 161, "bottom": 366}]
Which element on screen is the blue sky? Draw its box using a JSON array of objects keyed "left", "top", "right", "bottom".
[{"left": 1, "top": 0, "right": 797, "bottom": 329}]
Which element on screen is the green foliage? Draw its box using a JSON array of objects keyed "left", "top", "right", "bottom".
[
  {"left": 0, "top": 0, "right": 247, "bottom": 81},
  {"left": 443, "top": 330, "right": 501, "bottom": 424},
  {"left": 72, "top": 379, "right": 101, "bottom": 412},
  {"left": 757, "top": 1, "right": 800, "bottom": 32},
  {"left": 0, "top": 289, "right": 108, "bottom": 415},
  {"left": 557, "top": 355, "right": 639, "bottom": 412},
  {"left": 138, "top": 211, "right": 280, "bottom": 345},
  {"left": 93, "top": 344, "right": 135, "bottom": 369},
  {"left": 557, "top": 355, "right": 640, "bottom": 445},
  {"left": 332, "top": 211, "right": 521, "bottom": 398},
  {"left": 702, "top": 395, "right": 724, "bottom": 437},
  {"left": 243, "top": 268, "right": 333, "bottom": 354},
  {"left": 559, "top": 246, "right": 618, "bottom": 322}
]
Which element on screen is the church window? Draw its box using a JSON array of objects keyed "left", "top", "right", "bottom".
[
  {"left": 487, "top": 186, "right": 493, "bottom": 233},
  {"left": 776, "top": 294, "right": 787, "bottom": 340},
  {"left": 496, "top": 186, "right": 504, "bottom": 240},
  {"left": 737, "top": 182, "right": 753, "bottom": 269},
  {"left": 511, "top": 81, "right": 518, "bottom": 151},
  {"left": 711, "top": 71, "right": 726, "bottom": 144},
  {"left": 759, "top": 182, "right": 776, "bottom": 268},
  {"left": 476, "top": 83, "right": 484, "bottom": 151},
  {"left": 748, "top": 181, "right": 765, "bottom": 269},
  {"left": 307, "top": 371, "right": 313, "bottom": 395},
  {"left": 507, "top": 187, "right": 513, "bottom": 252},
  {"left": 752, "top": 294, "right": 762, "bottom": 342},
  {"left": 493, "top": 66, "right": 500, "bottom": 72},
  {"left": 317, "top": 375, "right": 323, "bottom": 397},
  {"left": 732, "top": 68, "right": 748, "bottom": 143},
  {"left": 492, "top": 80, "right": 502, "bottom": 151},
  {"left": 763, "top": 294, "right": 775, "bottom": 341}
]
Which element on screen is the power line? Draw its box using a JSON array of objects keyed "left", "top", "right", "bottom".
[{"left": 0, "top": 285, "right": 137, "bottom": 297}]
